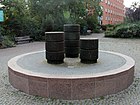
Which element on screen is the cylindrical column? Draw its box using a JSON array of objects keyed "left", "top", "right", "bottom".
[
  {"left": 45, "top": 32, "right": 64, "bottom": 64},
  {"left": 80, "top": 38, "right": 98, "bottom": 64},
  {"left": 64, "top": 24, "right": 80, "bottom": 58}
]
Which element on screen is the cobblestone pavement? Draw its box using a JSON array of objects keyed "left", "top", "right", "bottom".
[{"left": 1, "top": 34, "right": 140, "bottom": 105}]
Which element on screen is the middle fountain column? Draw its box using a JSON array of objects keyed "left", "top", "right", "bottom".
[{"left": 64, "top": 24, "right": 80, "bottom": 58}]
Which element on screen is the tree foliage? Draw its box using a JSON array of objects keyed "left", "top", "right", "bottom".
[
  {"left": 1, "top": 0, "right": 102, "bottom": 40},
  {"left": 126, "top": 2, "right": 140, "bottom": 22}
]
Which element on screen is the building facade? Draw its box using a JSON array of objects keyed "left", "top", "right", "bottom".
[{"left": 100, "top": 0, "right": 125, "bottom": 25}]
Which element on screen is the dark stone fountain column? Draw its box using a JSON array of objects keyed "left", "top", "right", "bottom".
[
  {"left": 45, "top": 32, "right": 64, "bottom": 64},
  {"left": 80, "top": 38, "right": 98, "bottom": 64},
  {"left": 64, "top": 24, "right": 80, "bottom": 58}
]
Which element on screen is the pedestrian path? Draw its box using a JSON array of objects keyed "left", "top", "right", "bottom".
[{"left": 0, "top": 34, "right": 140, "bottom": 104}]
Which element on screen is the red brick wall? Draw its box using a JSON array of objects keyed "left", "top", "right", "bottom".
[{"left": 100, "top": 0, "right": 125, "bottom": 25}]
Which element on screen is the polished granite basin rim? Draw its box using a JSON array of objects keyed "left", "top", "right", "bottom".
[{"left": 8, "top": 50, "right": 135, "bottom": 100}]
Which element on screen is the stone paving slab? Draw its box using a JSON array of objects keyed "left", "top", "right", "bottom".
[{"left": 0, "top": 34, "right": 140, "bottom": 104}]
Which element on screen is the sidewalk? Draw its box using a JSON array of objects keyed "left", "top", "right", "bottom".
[
  {"left": 0, "top": 35, "right": 140, "bottom": 104},
  {"left": 80, "top": 33, "right": 105, "bottom": 39}
]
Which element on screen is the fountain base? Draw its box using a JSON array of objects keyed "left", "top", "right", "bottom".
[{"left": 8, "top": 50, "right": 135, "bottom": 100}]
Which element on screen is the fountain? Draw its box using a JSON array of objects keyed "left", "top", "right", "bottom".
[{"left": 8, "top": 24, "right": 135, "bottom": 100}]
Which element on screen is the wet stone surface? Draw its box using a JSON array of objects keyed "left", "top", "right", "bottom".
[{"left": 15, "top": 51, "right": 126, "bottom": 77}]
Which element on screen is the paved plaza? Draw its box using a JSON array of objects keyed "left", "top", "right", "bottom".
[{"left": 1, "top": 33, "right": 140, "bottom": 104}]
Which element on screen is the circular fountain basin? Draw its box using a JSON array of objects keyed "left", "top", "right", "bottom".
[{"left": 8, "top": 50, "right": 135, "bottom": 100}]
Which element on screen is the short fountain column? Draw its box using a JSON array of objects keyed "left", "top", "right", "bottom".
[{"left": 80, "top": 38, "right": 98, "bottom": 63}]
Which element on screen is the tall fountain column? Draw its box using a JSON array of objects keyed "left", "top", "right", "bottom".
[
  {"left": 45, "top": 32, "right": 64, "bottom": 64},
  {"left": 64, "top": 24, "right": 80, "bottom": 58}
]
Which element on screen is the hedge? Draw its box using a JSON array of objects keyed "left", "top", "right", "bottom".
[{"left": 105, "top": 22, "right": 140, "bottom": 38}]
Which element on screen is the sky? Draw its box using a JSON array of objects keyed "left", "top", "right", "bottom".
[{"left": 124, "top": 0, "right": 140, "bottom": 7}]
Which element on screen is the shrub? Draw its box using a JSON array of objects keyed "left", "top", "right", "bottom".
[
  {"left": 76, "top": 18, "right": 87, "bottom": 35},
  {"left": 105, "top": 22, "right": 140, "bottom": 38},
  {"left": 101, "top": 24, "right": 115, "bottom": 31},
  {"left": 2, "top": 36, "right": 15, "bottom": 48},
  {"left": 86, "top": 16, "right": 98, "bottom": 31},
  {"left": 101, "top": 25, "right": 107, "bottom": 31}
]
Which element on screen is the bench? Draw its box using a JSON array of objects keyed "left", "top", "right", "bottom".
[
  {"left": 15, "top": 36, "right": 33, "bottom": 44},
  {"left": 106, "top": 27, "right": 114, "bottom": 31}
]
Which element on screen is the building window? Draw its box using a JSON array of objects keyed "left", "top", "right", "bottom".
[
  {"left": 107, "top": 1, "right": 110, "bottom": 5},
  {"left": 105, "top": 8, "right": 108, "bottom": 12}
]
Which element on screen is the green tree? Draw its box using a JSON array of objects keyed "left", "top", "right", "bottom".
[
  {"left": 28, "top": 0, "right": 102, "bottom": 34},
  {"left": 1, "top": 0, "right": 102, "bottom": 41},
  {"left": 126, "top": 2, "right": 140, "bottom": 22}
]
